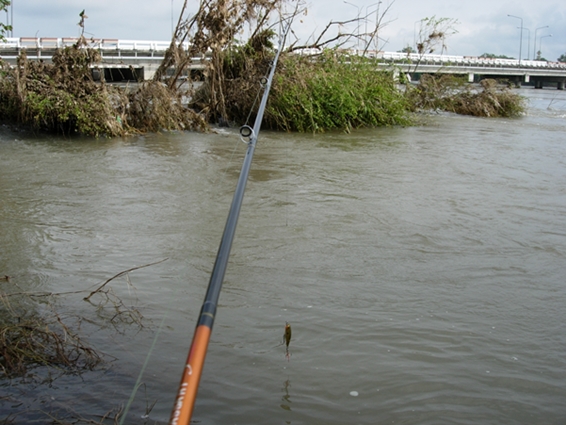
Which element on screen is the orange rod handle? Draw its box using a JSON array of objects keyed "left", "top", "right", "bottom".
[{"left": 169, "top": 325, "right": 211, "bottom": 425}]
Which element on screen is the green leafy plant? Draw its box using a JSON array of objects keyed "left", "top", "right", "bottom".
[
  {"left": 194, "top": 45, "right": 413, "bottom": 133},
  {"left": 264, "top": 51, "right": 412, "bottom": 132},
  {"left": 0, "top": 1, "right": 11, "bottom": 41}
]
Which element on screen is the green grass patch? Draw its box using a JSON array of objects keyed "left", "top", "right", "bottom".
[{"left": 265, "top": 51, "right": 412, "bottom": 132}]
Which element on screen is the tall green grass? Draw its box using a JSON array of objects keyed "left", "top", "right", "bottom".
[{"left": 265, "top": 51, "right": 412, "bottom": 132}]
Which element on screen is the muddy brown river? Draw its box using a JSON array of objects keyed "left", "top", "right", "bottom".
[{"left": 1, "top": 88, "right": 566, "bottom": 424}]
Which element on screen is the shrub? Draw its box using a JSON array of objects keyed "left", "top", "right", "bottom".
[
  {"left": 407, "top": 75, "right": 525, "bottom": 117},
  {"left": 0, "top": 38, "right": 207, "bottom": 136},
  {"left": 265, "top": 51, "right": 412, "bottom": 132}
]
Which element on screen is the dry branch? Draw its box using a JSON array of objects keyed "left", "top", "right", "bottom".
[{"left": 84, "top": 258, "right": 168, "bottom": 301}]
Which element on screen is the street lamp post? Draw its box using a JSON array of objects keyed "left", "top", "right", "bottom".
[
  {"left": 4, "top": 0, "right": 13, "bottom": 37},
  {"left": 374, "top": 1, "right": 382, "bottom": 51},
  {"left": 344, "top": 1, "right": 361, "bottom": 51},
  {"left": 519, "top": 27, "right": 530, "bottom": 60},
  {"left": 538, "top": 34, "right": 552, "bottom": 60},
  {"left": 534, "top": 26, "right": 549, "bottom": 59},
  {"left": 507, "top": 14, "right": 523, "bottom": 64}
]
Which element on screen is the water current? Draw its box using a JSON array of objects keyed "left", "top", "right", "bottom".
[{"left": 1, "top": 88, "right": 566, "bottom": 424}]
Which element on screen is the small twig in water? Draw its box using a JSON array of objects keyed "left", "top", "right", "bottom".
[{"left": 84, "top": 259, "right": 168, "bottom": 301}]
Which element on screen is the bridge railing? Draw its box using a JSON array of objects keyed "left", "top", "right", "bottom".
[
  {"left": 1, "top": 37, "right": 565, "bottom": 70},
  {"left": 378, "top": 51, "right": 566, "bottom": 69},
  {"left": 0, "top": 37, "right": 190, "bottom": 55}
]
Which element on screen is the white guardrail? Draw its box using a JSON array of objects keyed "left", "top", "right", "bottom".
[
  {"left": 378, "top": 51, "right": 566, "bottom": 69},
  {"left": 0, "top": 37, "right": 188, "bottom": 53},
  {"left": 298, "top": 47, "right": 566, "bottom": 70},
  {"left": 1, "top": 37, "right": 565, "bottom": 70}
]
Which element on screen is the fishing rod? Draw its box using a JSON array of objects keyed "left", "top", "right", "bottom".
[{"left": 169, "top": 19, "right": 292, "bottom": 425}]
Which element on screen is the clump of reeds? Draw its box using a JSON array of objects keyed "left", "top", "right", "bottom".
[
  {"left": 170, "top": 0, "right": 414, "bottom": 132},
  {"left": 128, "top": 80, "right": 208, "bottom": 133},
  {"left": 0, "top": 37, "right": 129, "bottom": 137},
  {"left": 191, "top": 28, "right": 277, "bottom": 126},
  {"left": 406, "top": 74, "right": 464, "bottom": 112},
  {"left": 0, "top": 36, "right": 207, "bottom": 137},
  {"left": 407, "top": 75, "right": 525, "bottom": 117},
  {"left": 450, "top": 78, "right": 525, "bottom": 117},
  {"left": 214, "top": 47, "right": 412, "bottom": 133},
  {"left": 265, "top": 51, "right": 412, "bottom": 132}
]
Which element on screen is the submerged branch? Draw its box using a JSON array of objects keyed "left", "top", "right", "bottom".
[
  {"left": 84, "top": 258, "right": 169, "bottom": 301},
  {"left": 1, "top": 258, "right": 168, "bottom": 380}
]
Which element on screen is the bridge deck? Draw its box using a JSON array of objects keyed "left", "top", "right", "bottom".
[{"left": 1, "top": 38, "right": 564, "bottom": 85}]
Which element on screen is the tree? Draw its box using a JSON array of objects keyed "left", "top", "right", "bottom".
[
  {"left": 407, "top": 16, "right": 459, "bottom": 75},
  {"left": 415, "top": 16, "right": 459, "bottom": 55},
  {"left": 535, "top": 50, "right": 548, "bottom": 61},
  {"left": 0, "top": 0, "right": 11, "bottom": 41},
  {"left": 480, "top": 53, "right": 514, "bottom": 59},
  {"left": 558, "top": 53, "right": 566, "bottom": 63},
  {"left": 154, "top": 0, "right": 398, "bottom": 125},
  {"left": 399, "top": 45, "right": 415, "bottom": 54}
]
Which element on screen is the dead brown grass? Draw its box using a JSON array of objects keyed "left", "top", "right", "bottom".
[{"left": 407, "top": 75, "right": 525, "bottom": 117}]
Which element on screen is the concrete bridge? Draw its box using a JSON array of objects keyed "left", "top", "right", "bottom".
[
  {"left": 0, "top": 37, "right": 205, "bottom": 81},
  {"left": 1, "top": 37, "right": 565, "bottom": 89},
  {"left": 376, "top": 51, "right": 566, "bottom": 89}
]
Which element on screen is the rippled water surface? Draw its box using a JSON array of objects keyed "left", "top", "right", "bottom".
[{"left": 1, "top": 88, "right": 566, "bottom": 424}]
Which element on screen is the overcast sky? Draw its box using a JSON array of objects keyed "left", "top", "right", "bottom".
[{"left": 6, "top": 0, "right": 565, "bottom": 61}]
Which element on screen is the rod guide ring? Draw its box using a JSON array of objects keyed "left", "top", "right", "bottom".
[{"left": 239, "top": 125, "right": 255, "bottom": 143}]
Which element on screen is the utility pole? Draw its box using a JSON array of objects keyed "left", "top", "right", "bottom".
[
  {"left": 507, "top": 14, "right": 523, "bottom": 65},
  {"left": 534, "top": 26, "right": 549, "bottom": 59}
]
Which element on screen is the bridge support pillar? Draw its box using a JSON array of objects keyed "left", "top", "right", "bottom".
[
  {"left": 392, "top": 69, "right": 400, "bottom": 83},
  {"left": 557, "top": 81, "right": 565, "bottom": 90},
  {"left": 468, "top": 73, "right": 474, "bottom": 83},
  {"left": 534, "top": 80, "right": 543, "bottom": 89}
]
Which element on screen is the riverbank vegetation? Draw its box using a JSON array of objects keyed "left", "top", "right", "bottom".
[
  {"left": 0, "top": 43, "right": 127, "bottom": 137},
  {"left": 0, "top": 260, "right": 165, "bottom": 423},
  {"left": 407, "top": 74, "right": 525, "bottom": 117},
  {"left": 265, "top": 52, "right": 412, "bottom": 132},
  {"left": 0, "top": 0, "right": 525, "bottom": 137},
  {"left": 192, "top": 42, "right": 412, "bottom": 132},
  {"left": 0, "top": 36, "right": 207, "bottom": 137},
  {"left": 0, "top": 270, "right": 147, "bottom": 380},
  {"left": 0, "top": 285, "right": 102, "bottom": 380}
]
